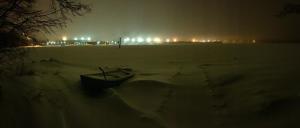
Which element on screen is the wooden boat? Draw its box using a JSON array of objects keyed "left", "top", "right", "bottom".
[{"left": 80, "top": 68, "right": 134, "bottom": 90}]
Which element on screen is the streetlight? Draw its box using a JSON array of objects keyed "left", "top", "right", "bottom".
[
  {"left": 137, "top": 37, "right": 144, "bottom": 43},
  {"left": 192, "top": 38, "right": 196, "bottom": 42},
  {"left": 154, "top": 37, "right": 161, "bottom": 43},
  {"left": 166, "top": 38, "right": 170, "bottom": 42},
  {"left": 131, "top": 38, "right": 136, "bottom": 42},
  {"left": 146, "top": 37, "right": 152, "bottom": 43},
  {"left": 124, "top": 37, "right": 130, "bottom": 43},
  {"left": 87, "top": 37, "right": 91, "bottom": 41},
  {"left": 173, "top": 38, "right": 177, "bottom": 42},
  {"left": 62, "top": 36, "right": 67, "bottom": 41}
]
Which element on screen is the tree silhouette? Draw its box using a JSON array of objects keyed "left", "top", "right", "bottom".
[
  {"left": 0, "top": 0, "right": 91, "bottom": 48},
  {"left": 0, "top": 0, "right": 91, "bottom": 76}
]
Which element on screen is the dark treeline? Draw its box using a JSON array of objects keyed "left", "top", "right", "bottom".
[
  {"left": 0, "top": 0, "right": 90, "bottom": 49},
  {"left": 0, "top": 0, "right": 90, "bottom": 76}
]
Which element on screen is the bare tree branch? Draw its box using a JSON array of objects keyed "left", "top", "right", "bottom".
[{"left": 0, "top": 0, "right": 91, "bottom": 48}]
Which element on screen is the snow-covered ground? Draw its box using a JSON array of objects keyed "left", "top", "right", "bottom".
[{"left": 1, "top": 44, "right": 300, "bottom": 128}]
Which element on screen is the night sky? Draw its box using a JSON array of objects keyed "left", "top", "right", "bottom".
[{"left": 46, "top": 0, "right": 300, "bottom": 41}]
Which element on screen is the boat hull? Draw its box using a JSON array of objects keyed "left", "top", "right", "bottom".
[{"left": 80, "top": 69, "right": 134, "bottom": 90}]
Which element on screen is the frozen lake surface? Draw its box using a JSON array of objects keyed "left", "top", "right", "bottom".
[{"left": 1, "top": 44, "right": 300, "bottom": 128}]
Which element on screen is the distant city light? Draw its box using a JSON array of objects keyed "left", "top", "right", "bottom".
[
  {"left": 87, "top": 37, "right": 91, "bottom": 41},
  {"left": 62, "top": 36, "right": 67, "bottom": 41},
  {"left": 74, "top": 37, "right": 78, "bottom": 41},
  {"left": 146, "top": 37, "right": 152, "bottom": 43},
  {"left": 137, "top": 37, "right": 144, "bottom": 43},
  {"left": 166, "top": 38, "right": 170, "bottom": 42},
  {"left": 173, "top": 38, "right": 177, "bottom": 42},
  {"left": 124, "top": 37, "right": 130, "bottom": 43},
  {"left": 192, "top": 38, "right": 196, "bottom": 42},
  {"left": 81, "top": 37, "right": 85, "bottom": 40},
  {"left": 154, "top": 37, "right": 161, "bottom": 43},
  {"left": 131, "top": 38, "right": 136, "bottom": 42}
]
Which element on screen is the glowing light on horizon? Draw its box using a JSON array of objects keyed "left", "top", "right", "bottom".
[
  {"left": 87, "top": 37, "right": 91, "bottom": 41},
  {"left": 166, "top": 38, "right": 170, "bottom": 42},
  {"left": 124, "top": 37, "right": 130, "bottom": 43},
  {"left": 137, "top": 37, "right": 144, "bottom": 43},
  {"left": 154, "top": 37, "right": 161, "bottom": 43},
  {"left": 62, "top": 36, "right": 67, "bottom": 41},
  {"left": 146, "top": 37, "right": 152, "bottom": 43},
  {"left": 131, "top": 38, "right": 136, "bottom": 42},
  {"left": 81, "top": 37, "right": 85, "bottom": 40},
  {"left": 192, "top": 38, "right": 196, "bottom": 42},
  {"left": 173, "top": 38, "right": 177, "bottom": 42},
  {"left": 74, "top": 37, "right": 78, "bottom": 41}
]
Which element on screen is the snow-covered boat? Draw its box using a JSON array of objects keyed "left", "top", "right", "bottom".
[{"left": 80, "top": 67, "right": 134, "bottom": 90}]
